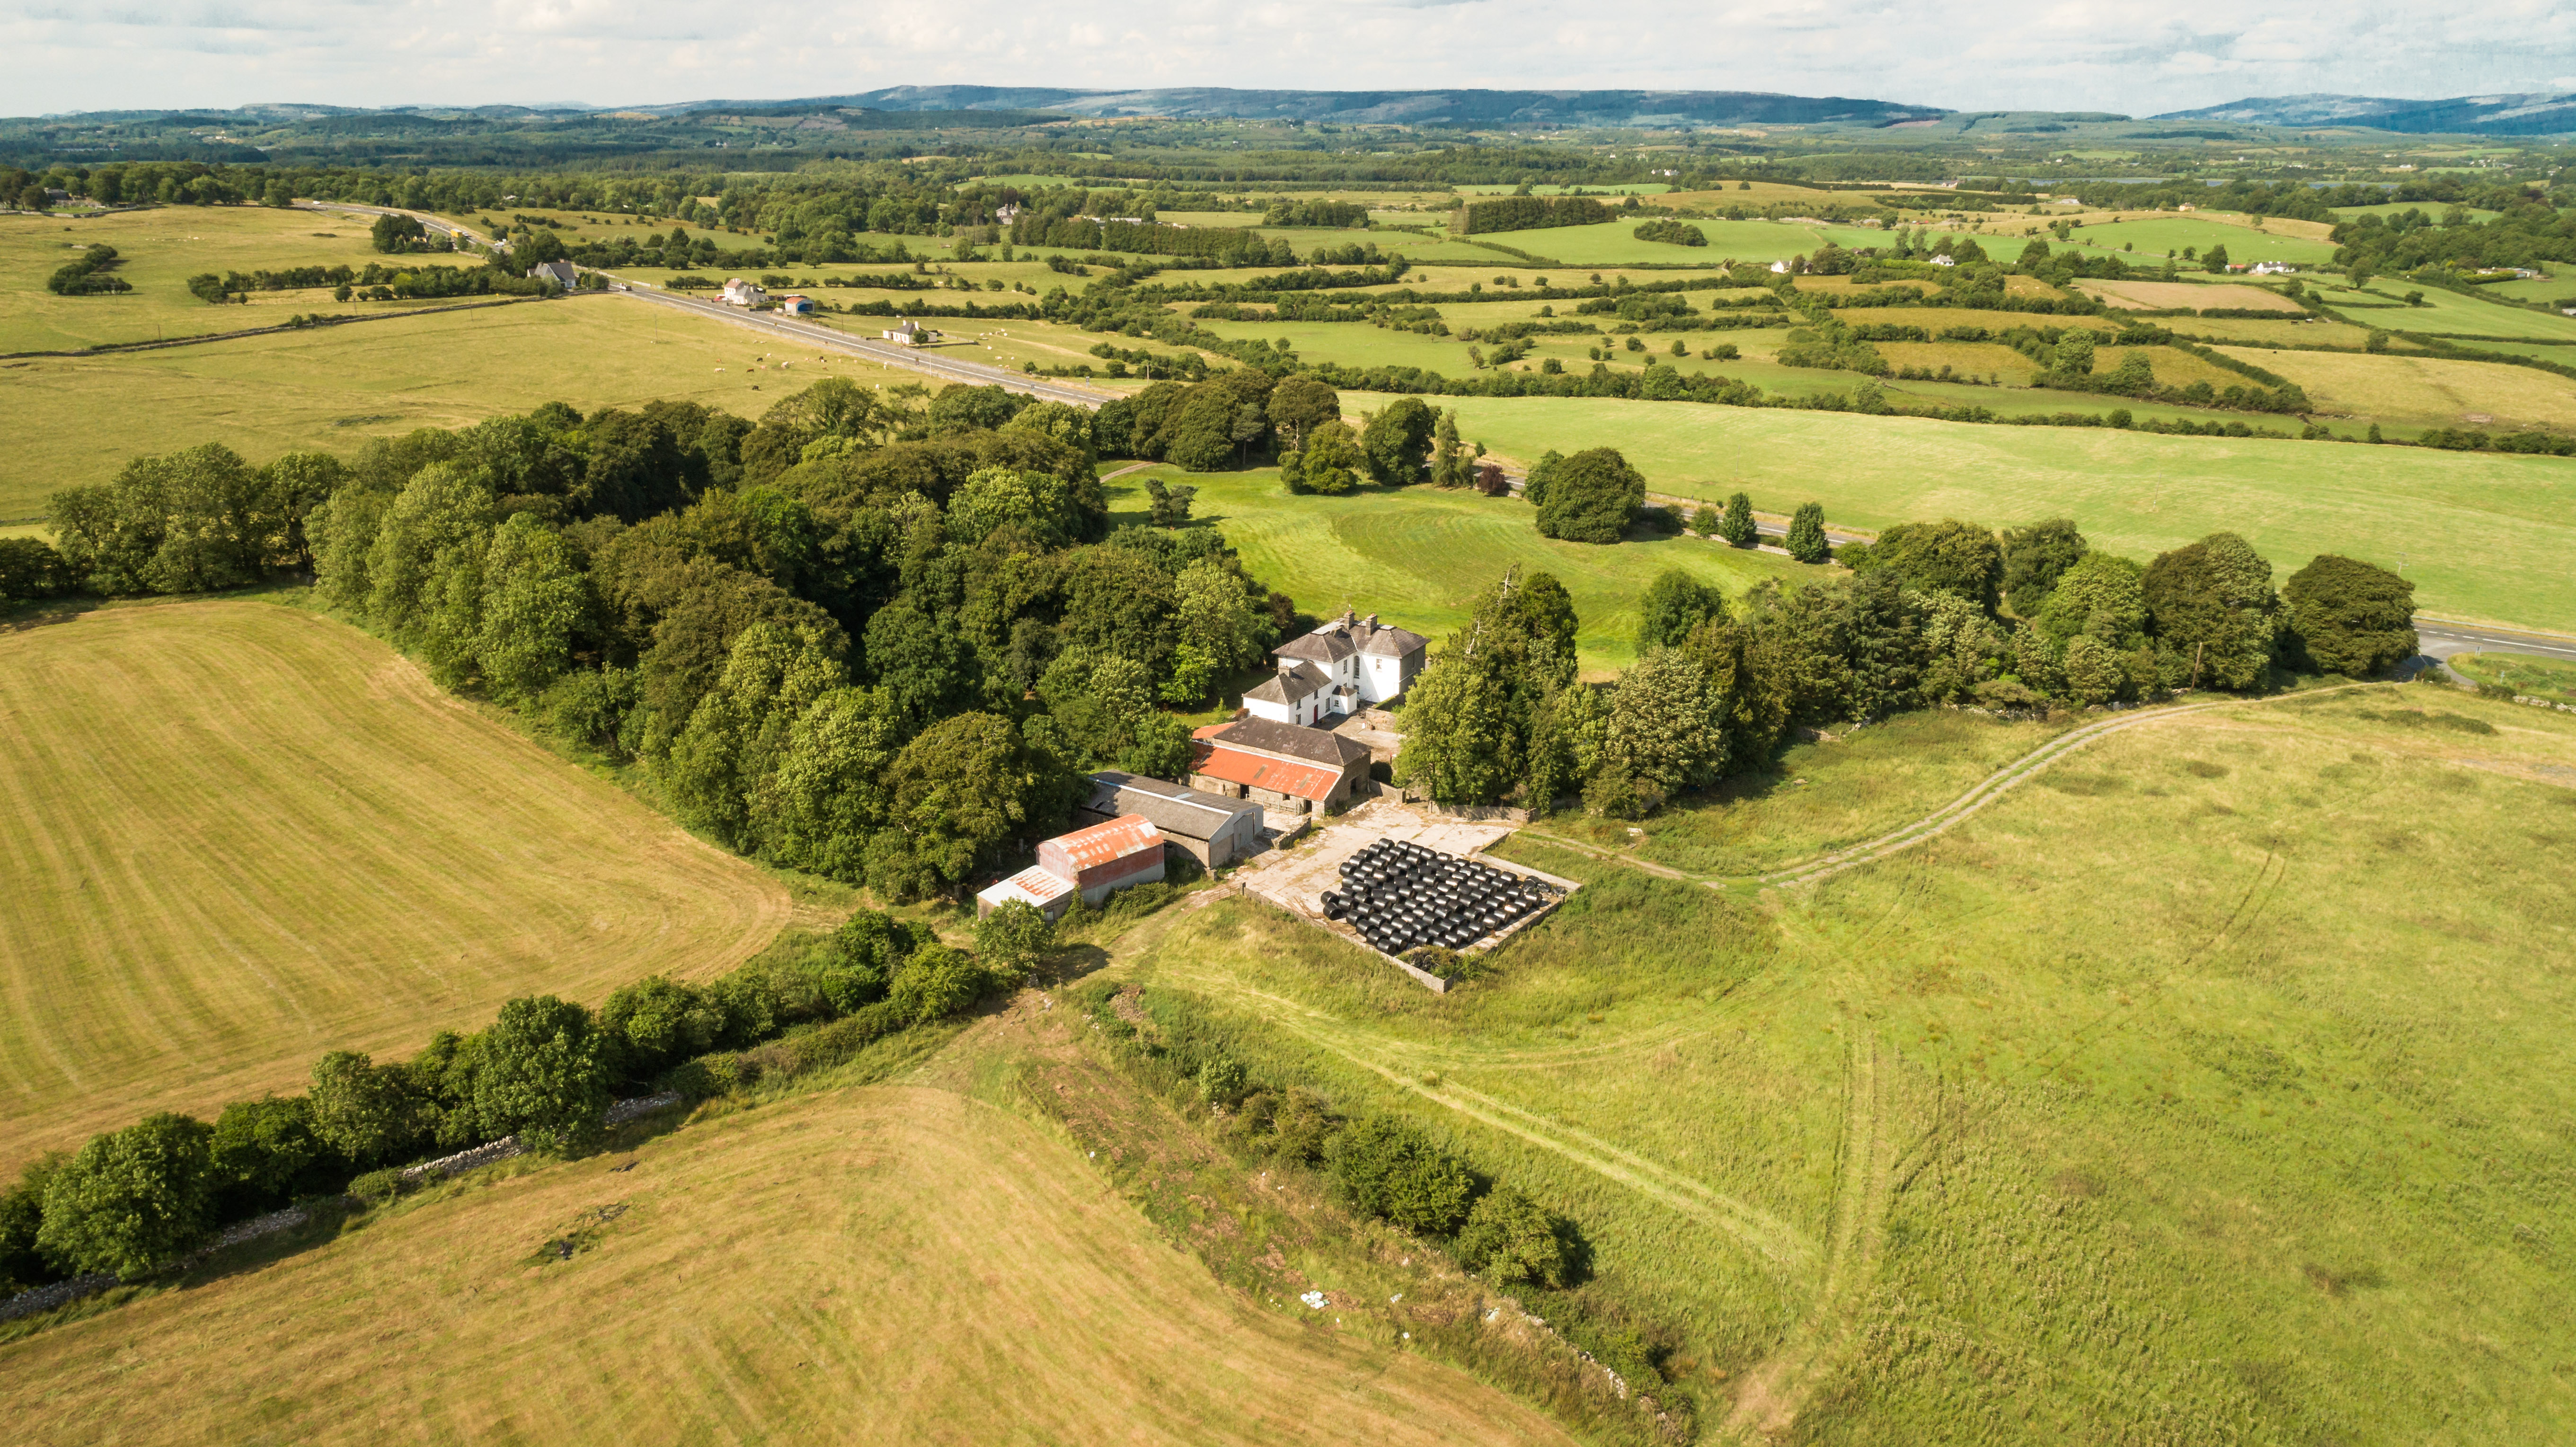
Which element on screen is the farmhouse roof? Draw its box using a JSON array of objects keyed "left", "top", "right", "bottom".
[
  {"left": 1086, "top": 771, "right": 1262, "bottom": 840},
  {"left": 1277, "top": 611, "right": 1428, "bottom": 668},
  {"left": 1247, "top": 661, "right": 1331, "bottom": 703},
  {"left": 1203, "top": 717, "right": 1371, "bottom": 770},
  {"left": 1047, "top": 812, "right": 1164, "bottom": 871}
]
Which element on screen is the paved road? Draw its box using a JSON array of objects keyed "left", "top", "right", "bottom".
[{"left": 607, "top": 282, "right": 1117, "bottom": 408}]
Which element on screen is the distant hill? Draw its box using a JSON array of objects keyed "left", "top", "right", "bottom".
[
  {"left": 2151, "top": 92, "right": 2576, "bottom": 135},
  {"left": 669, "top": 87, "right": 1946, "bottom": 129}
]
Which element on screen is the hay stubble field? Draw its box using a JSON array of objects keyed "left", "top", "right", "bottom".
[{"left": 0, "top": 599, "right": 789, "bottom": 1173}]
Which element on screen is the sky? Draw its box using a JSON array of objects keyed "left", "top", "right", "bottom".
[{"left": 4, "top": 0, "right": 2572, "bottom": 119}]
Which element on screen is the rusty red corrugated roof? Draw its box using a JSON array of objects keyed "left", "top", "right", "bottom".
[
  {"left": 1047, "top": 812, "right": 1164, "bottom": 870},
  {"left": 1191, "top": 746, "right": 1341, "bottom": 803}
]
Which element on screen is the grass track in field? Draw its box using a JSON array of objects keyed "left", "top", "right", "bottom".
[
  {"left": 1134, "top": 690, "right": 2576, "bottom": 1439},
  {"left": 0, "top": 1080, "right": 1574, "bottom": 1447},
  {"left": 0, "top": 599, "right": 788, "bottom": 1171},
  {"left": 1114, "top": 467, "right": 1811, "bottom": 672},
  {"left": 1388, "top": 394, "right": 2576, "bottom": 633}
]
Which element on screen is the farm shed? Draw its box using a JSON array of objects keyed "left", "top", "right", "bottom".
[
  {"left": 1189, "top": 718, "right": 1372, "bottom": 815},
  {"left": 1078, "top": 771, "right": 1267, "bottom": 868}
]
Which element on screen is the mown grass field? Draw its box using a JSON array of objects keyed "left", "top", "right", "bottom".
[
  {"left": 0, "top": 206, "right": 504, "bottom": 354},
  {"left": 1108, "top": 467, "right": 1809, "bottom": 672},
  {"left": 2221, "top": 345, "right": 2576, "bottom": 431},
  {"left": 0, "top": 297, "right": 819, "bottom": 520},
  {"left": 0, "top": 600, "right": 789, "bottom": 1173},
  {"left": 2077, "top": 278, "right": 2306, "bottom": 312},
  {"left": 0, "top": 1076, "right": 1574, "bottom": 1446},
  {"left": 1396, "top": 394, "right": 2576, "bottom": 632},
  {"left": 1115, "top": 686, "right": 2576, "bottom": 1442}
]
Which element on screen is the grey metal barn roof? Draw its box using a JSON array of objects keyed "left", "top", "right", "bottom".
[{"left": 1084, "top": 771, "right": 1264, "bottom": 841}]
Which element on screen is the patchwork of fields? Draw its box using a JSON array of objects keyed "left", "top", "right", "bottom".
[
  {"left": 1396, "top": 393, "right": 2576, "bottom": 632},
  {"left": 0, "top": 600, "right": 789, "bottom": 1172}
]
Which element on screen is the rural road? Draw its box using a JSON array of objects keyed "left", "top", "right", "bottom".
[
  {"left": 295, "top": 199, "right": 1110, "bottom": 405},
  {"left": 2411, "top": 617, "right": 2576, "bottom": 673},
  {"left": 603, "top": 283, "right": 1117, "bottom": 408}
]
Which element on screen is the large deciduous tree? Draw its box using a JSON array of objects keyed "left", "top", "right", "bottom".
[
  {"left": 36, "top": 1114, "right": 215, "bottom": 1281},
  {"left": 473, "top": 995, "right": 612, "bottom": 1155},
  {"left": 2284, "top": 555, "right": 2417, "bottom": 678},
  {"left": 1533, "top": 448, "right": 1645, "bottom": 544}
]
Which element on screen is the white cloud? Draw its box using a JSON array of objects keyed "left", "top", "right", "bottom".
[{"left": 0, "top": 0, "right": 2568, "bottom": 117}]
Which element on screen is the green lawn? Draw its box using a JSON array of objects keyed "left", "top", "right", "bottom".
[
  {"left": 1376, "top": 393, "right": 2576, "bottom": 633},
  {"left": 0, "top": 205, "right": 503, "bottom": 354},
  {"left": 1107, "top": 466, "right": 1810, "bottom": 673}
]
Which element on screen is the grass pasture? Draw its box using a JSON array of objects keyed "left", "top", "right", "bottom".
[
  {"left": 2219, "top": 345, "right": 2576, "bottom": 432},
  {"left": 1401, "top": 394, "right": 2576, "bottom": 633},
  {"left": 0, "top": 1079, "right": 1574, "bottom": 1446},
  {"left": 0, "top": 296, "right": 823, "bottom": 521},
  {"left": 0, "top": 600, "right": 788, "bottom": 1172},
  {"left": 2050, "top": 216, "right": 2343, "bottom": 267},
  {"left": 2317, "top": 283, "right": 2576, "bottom": 343},
  {"left": 2450, "top": 651, "right": 2576, "bottom": 701},
  {"left": 0, "top": 205, "right": 503, "bottom": 354},
  {"left": 1112, "top": 467, "right": 1807, "bottom": 673},
  {"left": 1118, "top": 687, "right": 2576, "bottom": 1442},
  {"left": 1464, "top": 219, "right": 1881, "bottom": 267},
  {"left": 2077, "top": 278, "right": 2305, "bottom": 312}
]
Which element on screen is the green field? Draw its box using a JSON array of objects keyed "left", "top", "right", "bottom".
[
  {"left": 0, "top": 206, "right": 507, "bottom": 354},
  {"left": 1385, "top": 393, "right": 2576, "bottom": 632},
  {"left": 0, "top": 296, "right": 832, "bottom": 521},
  {"left": 2313, "top": 282, "right": 2576, "bottom": 342},
  {"left": 2219, "top": 345, "right": 2576, "bottom": 431},
  {"left": 0, "top": 1072, "right": 1575, "bottom": 1446},
  {"left": 1112, "top": 686, "right": 2576, "bottom": 1441},
  {"left": 1108, "top": 467, "right": 1808, "bottom": 672},
  {"left": 0, "top": 599, "right": 789, "bottom": 1174},
  {"left": 2053, "top": 216, "right": 2344, "bottom": 267},
  {"left": 2449, "top": 651, "right": 2576, "bottom": 701},
  {"left": 1461, "top": 219, "right": 1880, "bottom": 267}
]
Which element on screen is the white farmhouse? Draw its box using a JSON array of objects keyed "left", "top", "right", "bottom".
[
  {"left": 1242, "top": 610, "right": 1427, "bottom": 727},
  {"left": 720, "top": 277, "right": 767, "bottom": 307}
]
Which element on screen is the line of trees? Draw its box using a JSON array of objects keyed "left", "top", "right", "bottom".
[
  {"left": 1396, "top": 519, "right": 2418, "bottom": 816},
  {"left": 0, "top": 906, "right": 1037, "bottom": 1294}
]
